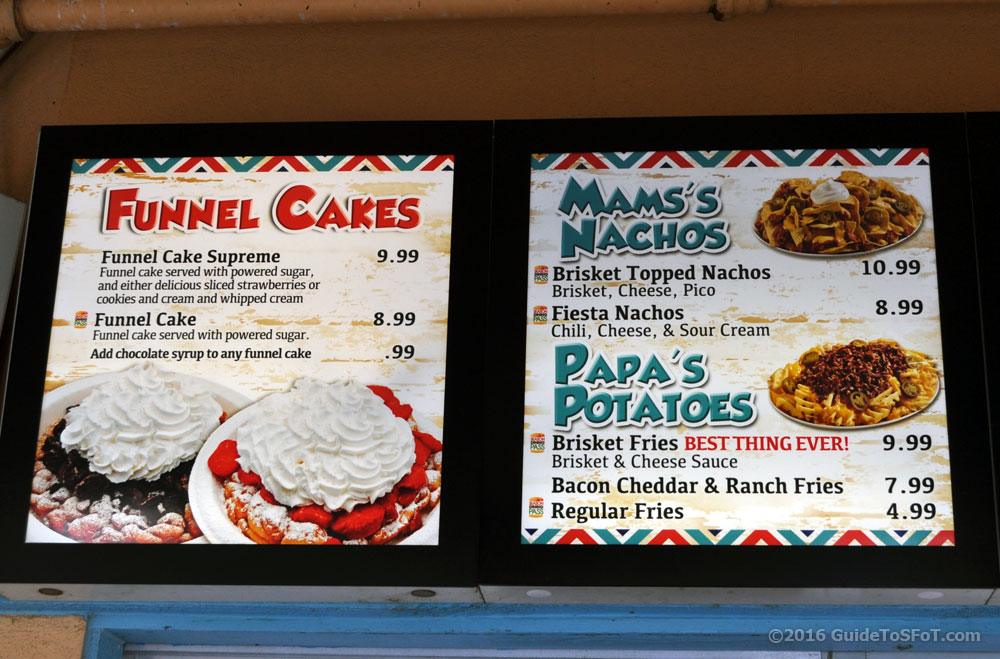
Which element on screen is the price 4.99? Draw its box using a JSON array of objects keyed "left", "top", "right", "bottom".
[{"left": 887, "top": 502, "right": 937, "bottom": 520}]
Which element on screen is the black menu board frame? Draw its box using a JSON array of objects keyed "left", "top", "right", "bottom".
[
  {"left": 0, "top": 121, "right": 491, "bottom": 587},
  {"left": 967, "top": 112, "right": 1000, "bottom": 581},
  {"left": 482, "top": 114, "right": 998, "bottom": 588}
]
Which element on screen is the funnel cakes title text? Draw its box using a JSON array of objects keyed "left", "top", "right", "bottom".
[{"left": 101, "top": 185, "right": 423, "bottom": 234}]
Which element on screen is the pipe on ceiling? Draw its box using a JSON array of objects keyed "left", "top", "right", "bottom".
[{"left": 1, "top": 0, "right": 997, "bottom": 49}]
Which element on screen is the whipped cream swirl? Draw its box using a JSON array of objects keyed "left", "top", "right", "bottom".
[
  {"left": 235, "top": 379, "right": 415, "bottom": 512},
  {"left": 60, "top": 363, "right": 223, "bottom": 482},
  {"left": 810, "top": 180, "right": 850, "bottom": 206}
]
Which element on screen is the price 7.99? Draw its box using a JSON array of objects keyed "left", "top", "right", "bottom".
[{"left": 884, "top": 476, "right": 935, "bottom": 494}]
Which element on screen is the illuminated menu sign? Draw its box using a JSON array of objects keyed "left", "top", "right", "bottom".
[
  {"left": 521, "top": 149, "right": 954, "bottom": 548},
  {"left": 28, "top": 155, "right": 451, "bottom": 546}
]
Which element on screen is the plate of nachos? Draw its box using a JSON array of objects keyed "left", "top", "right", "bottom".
[
  {"left": 768, "top": 339, "right": 940, "bottom": 428},
  {"left": 754, "top": 171, "right": 924, "bottom": 255}
]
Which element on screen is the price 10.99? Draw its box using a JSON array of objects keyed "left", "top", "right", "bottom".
[{"left": 862, "top": 258, "right": 921, "bottom": 275}]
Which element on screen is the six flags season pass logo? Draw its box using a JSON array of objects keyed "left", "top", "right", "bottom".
[
  {"left": 74, "top": 311, "right": 88, "bottom": 328},
  {"left": 533, "top": 306, "right": 548, "bottom": 324},
  {"left": 528, "top": 497, "right": 544, "bottom": 518},
  {"left": 534, "top": 265, "right": 549, "bottom": 284},
  {"left": 530, "top": 433, "right": 545, "bottom": 453}
]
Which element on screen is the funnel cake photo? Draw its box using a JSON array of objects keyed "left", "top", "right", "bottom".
[
  {"left": 768, "top": 339, "right": 939, "bottom": 427},
  {"left": 754, "top": 171, "right": 923, "bottom": 254},
  {"left": 28, "top": 363, "right": 244, "bottom": 543},
  {"left": 191, "top": 379, "right": 442, "bottom": 545}
]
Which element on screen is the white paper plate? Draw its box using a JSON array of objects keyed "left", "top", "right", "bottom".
[
  {"left": 27, "top": 371, "right": 252, "bottom": 543},
  {"left": 189, "top": 405, "right": 441, "bottom": 546}
]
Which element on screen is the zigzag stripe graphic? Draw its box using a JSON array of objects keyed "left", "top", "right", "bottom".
[
  {"left": 71, "top": 155, "right": 454, "bottom": 174},
  {"left": 523, "top": 528, "right": 954, "bottom": 546},
  {"left": 529, "top": 149, "right": 929, "bottom": 171}
]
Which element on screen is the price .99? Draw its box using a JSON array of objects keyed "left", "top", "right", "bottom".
[{"left": 387, "top": 344, "right": 415, "bottom": 359}]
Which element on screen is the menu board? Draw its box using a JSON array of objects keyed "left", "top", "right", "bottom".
[
  {"left": 27, "top": 154, "right": 452, "bottom": 546},
  {"left": 520, "top": 148, "right": 955, "bottom": 548}
]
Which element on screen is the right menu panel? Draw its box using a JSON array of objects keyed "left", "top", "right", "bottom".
[{"left": 521, "top": 148, "right": 953, "bottom": 547}]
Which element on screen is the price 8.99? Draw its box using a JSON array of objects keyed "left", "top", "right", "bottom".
[
  {"left": 374, "top": 312, "right": 416, "bottom": 326},
  {"left": 876, "top": 299, "right": 923, "bottom": 315}
]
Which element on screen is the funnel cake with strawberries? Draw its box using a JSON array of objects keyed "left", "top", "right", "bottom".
[{"left": 199, "top": 379, "right": 441, "bottom": 545}]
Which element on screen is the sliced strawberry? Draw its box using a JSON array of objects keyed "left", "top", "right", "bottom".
[
  {"left": 414, "top": 437, "right": 431, "bottom": 467},
  {"left": 367, "top": 385, "right": 399, "bottom": 407},
  {"left": 367, "top": 384, "right": 412, "bottom": 419},
  {"left": 218, "top": 411, "right": 228, "bottom": 424},
  {"left": 329, "top": 503, "right": 385, "bottom": 540},
  {"left": 259, "top": 487, "right": 279, "bottom": 505},
  {"left": 395, "top": 486, "right": 417, "bottom": 508},
  {"left": 324, "top": 537, "right": 343, "bottom": 545},
  {"left": 377, "top": 491, "right": 399, "bottom": 523},
  {"left": 290, "top": 504, "right": 333, "bottom": 528},
  {"left": 405, "top": 512, "right": 424, "bottom": 535},
  {"left": 397, "top": 464, "right": 427, "bottom": 491},
  {"left": 208, "top": 440, "right": 240, "bottom": 477},
  {"left": 383, "top": 505, "right": 398, "bottom": 523},
  {"left": 237, "top": 469, "right": 262, "bottom": 486},
  {"left": 413, "top": 430, "right": 442, "bottom": 452}
]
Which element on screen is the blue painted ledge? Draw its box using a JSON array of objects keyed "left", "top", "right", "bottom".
[{"left": 1, "top": 602, "right": 1000, "bottom": 658}]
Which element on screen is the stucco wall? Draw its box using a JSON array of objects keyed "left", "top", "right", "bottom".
[
  {"left": 0, "top": 615, "right": 85, "bottom": 659},
  {"left": 1, "top": 4, "right": 1000, "bottom": 202}
]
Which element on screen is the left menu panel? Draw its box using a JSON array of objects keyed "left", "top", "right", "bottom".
[{"left": 28, "top": 154, "right": 452, "bottom": 546}]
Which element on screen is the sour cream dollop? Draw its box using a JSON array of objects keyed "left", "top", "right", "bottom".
[
  {"left": 60, "top": 363, "right": 223, "bottom": 482},
  {"left": 235, "top": 379, "right": 415, "bottom": 512},
  {"left": 810, "top": 180, "right": 851, "bottom": 206}
]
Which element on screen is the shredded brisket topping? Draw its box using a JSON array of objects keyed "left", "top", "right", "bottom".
[{"left": 800, "top": 342, "right": 909, "bottom": 398}]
